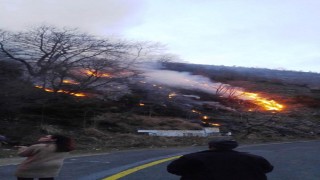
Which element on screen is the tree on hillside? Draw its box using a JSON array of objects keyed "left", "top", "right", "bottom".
[
  {"left": 215, "top": 83, "right": 244, "bottom": 99},
  {"left": 0, "top": 25, "right": 161, "bottom": 96}
]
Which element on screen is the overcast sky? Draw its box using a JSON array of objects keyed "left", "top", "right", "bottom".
[{"left": 1, "top": 0, "right": 320, "bottom": 72}]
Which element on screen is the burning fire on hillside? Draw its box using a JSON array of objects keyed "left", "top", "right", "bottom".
[
  {"left": 33, "top": 69, "right": 114, "bottom": 97},
  {"left": 84, "top": 69, "right": 111, "bottom": 77},
  {"left": 34, "top": 67, "right": 285, "bottom": 112},
  {"left": 201, "top": 115, "right": 221, "bottom": 127},
  {"left": 143, "top": 69, "right": 285, "bottom": 112},
  {"left": 35, "top": 86, "right": 86, "bottom": 97},
  {"left": 166, "top": 90, "right": 284, "bottom": 112},
  {"left": 240, "top": 92, "right": 284, "bottom": 111}
]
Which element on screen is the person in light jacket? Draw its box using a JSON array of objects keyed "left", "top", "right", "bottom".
[
  {"left": 167, "top": 140, "right": 273, "bottom": 180},
  {"left": 15, "top": 134, "right": 75, "bottom": 180}
]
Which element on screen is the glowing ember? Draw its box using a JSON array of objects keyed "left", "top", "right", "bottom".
[
  {"left": 35, "top": 86, "right": 86, "bottom": 97},
  {"left": 241, "top": 92, "right": 284, "bottom": 111},
  {"left": 62, "top": 80, "right": 79, "bottom": 85},
  {"left": 168, "top": 93, "right": 177, "bottom": 99},
  {"left": 34, "top": 86, "right": 54, "bottom": 93},
  {"left": 210, "top": 123, "right": 220, "bottom": 127},
  {"left": 202, "top": 122, "right": 220, "bottom": 127},
  {"left": 202, "top": 116, "right": 209, "bottom": 120},
  {"left": 69, "top": 92, "right": 86, "bottom": 97},
  {"left": 192, "top": 109, "right": 202, "bottom": 114}
]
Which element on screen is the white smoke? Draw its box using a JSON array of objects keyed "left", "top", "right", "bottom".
[
  {"left": 134, "top": 62, "right": 240, "bottom": 111},
  {"left": 144, "top": 70, "right": 215, "bottom": 92},
  {"left": 142, "top": 67, "right": 243, "bottom": 98}
]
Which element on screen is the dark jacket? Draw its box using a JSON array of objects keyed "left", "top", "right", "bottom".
[{"left": 167, "top": 150, "right": 273, "bottom": 180}]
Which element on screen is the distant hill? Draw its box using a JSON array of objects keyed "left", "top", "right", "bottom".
[{"left": 162, "top": 62, "right": 320, "bottom": 88}]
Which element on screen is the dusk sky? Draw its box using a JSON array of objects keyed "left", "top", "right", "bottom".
[{"left": 1, "top": 0, "right": 320, "bottom": 72}]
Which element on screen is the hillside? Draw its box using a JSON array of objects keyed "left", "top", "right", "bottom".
[
  {"left": 158, "top": 63, "right": 320, "bottom": 138},
  {"left": 1, "top": 61, "right": 320, "bottom": 157}
]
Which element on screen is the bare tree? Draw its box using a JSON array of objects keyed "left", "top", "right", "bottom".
[
  {"left": 215, "top": 83, "right": 244, "bottom": 99},
  {"left": 215, "top": 83, "right": 229, "bottom": 96},
  {"left": 0, "top": 25, "right": 157, "bottom": 96}
]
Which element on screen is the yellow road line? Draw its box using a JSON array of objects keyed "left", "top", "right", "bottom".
[{"left": 102, "top": 155, "right": 181, "bottom": 180}]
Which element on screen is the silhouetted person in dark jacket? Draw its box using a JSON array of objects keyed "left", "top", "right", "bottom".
[{"left": 167, "top": 140, "right": 273, "bottom": 180}]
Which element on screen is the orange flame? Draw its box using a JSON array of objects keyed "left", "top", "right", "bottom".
[
  {"left": 241, "top": 92, "right": 284, "bottom": 111},
  {"left": 84, "top": 70, "right": 110, "bottom": 77},
  {"left": 68, "top": 92, "right": 86, "bottom": 97},
  {"left": 62, "top": 80, "right": 79, "bottom": 85},
  {"left": 35, "top": 86, "right": 86, "bottom": 97}
]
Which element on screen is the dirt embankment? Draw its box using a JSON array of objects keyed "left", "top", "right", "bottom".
[{"left": 1, "top": 112, "right": 319, "bottom": 159}]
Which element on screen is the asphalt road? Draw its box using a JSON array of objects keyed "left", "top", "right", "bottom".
[{"left": 1, "top": 140, "right": 319, "bottom": 180}]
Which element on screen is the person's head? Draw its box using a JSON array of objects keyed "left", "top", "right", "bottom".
[
  {"left": 39, "top": 134, "right": 75, "bottom": 152},
  {"left": 208, "top": 139, "right": 238, "bottom": 151}
]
